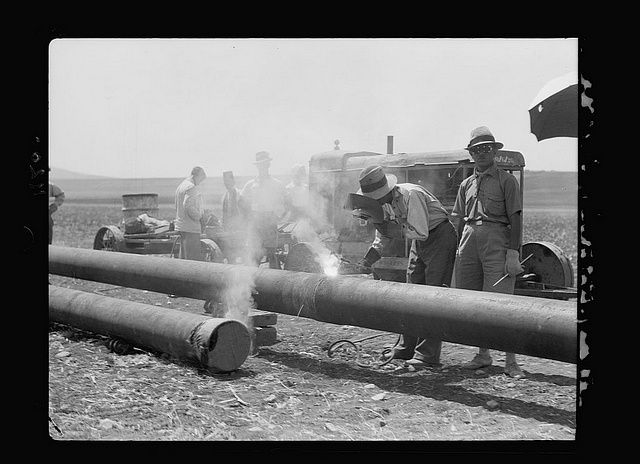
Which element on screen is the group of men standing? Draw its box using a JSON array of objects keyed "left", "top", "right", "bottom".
[
  {"left": 171, "top": 125, "right": 527, "bottom": 378},
  {"left": 173, "top": 151, "right": 307, "bottom": 268},
  {"left": 355, "top": 126, "right": 526, "bottom": 378}
]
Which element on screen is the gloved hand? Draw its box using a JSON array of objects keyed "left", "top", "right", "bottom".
[
  {"left": 504, "top": 249, "right": 524, "bottom": 277},
  {"left": 357, "top": 247, "right": 382, "bottom": 274},
  {"left": 356, "top": 258, "right": 373, "bottom": 274}
]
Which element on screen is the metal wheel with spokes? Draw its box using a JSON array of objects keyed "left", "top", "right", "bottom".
[
  {"left": 93, "top": 226, "right": 125, "bottom": 252},
  {"left": 200, "top": 238, "right": 225, "bottom": 263}
]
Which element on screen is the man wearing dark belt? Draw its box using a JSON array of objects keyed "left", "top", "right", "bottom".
[
  {"left": 451, "top": 126, "right": 525, "bottom": 378},
  {"left": 357, "top": 165, "right": 458, "bottom": 368}
]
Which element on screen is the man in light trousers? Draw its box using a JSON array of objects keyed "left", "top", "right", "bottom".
[{"left": 452, "top": 126, "right": 525, "bottom": 378}]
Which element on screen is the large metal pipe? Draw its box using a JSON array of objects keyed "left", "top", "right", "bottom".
[
  {"left": 49, "top": 246, "right": 577, "bottom": 364},
  {"left": 49, "top": 285, "right": 251, "bottom": 372}
]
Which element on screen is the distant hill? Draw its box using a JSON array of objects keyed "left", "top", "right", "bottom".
[{"left": 49, "top": 167, "right": 112, "bottom": 180}]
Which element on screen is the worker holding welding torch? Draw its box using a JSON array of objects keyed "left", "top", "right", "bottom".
[{"left": 352, "top": 165, "right": 458, "bottom": 368}]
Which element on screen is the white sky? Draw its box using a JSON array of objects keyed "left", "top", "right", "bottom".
[{"left": 49, "top": 38, "right": 578, "bottom": 179}]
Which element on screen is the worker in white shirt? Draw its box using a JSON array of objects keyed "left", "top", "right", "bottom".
[
  {"left": 241, "top": 152, "right": 286, "bottom": 268},
  {"left": 174, "top": 166, "right": 207, "bottom": 260}
]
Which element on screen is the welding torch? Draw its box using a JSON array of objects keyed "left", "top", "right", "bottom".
[{"left": 492, "top": 253, "right": 533, "bottom": 287}]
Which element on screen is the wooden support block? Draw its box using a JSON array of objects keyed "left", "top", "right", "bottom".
[
  {"left": 253, "top": 326, "right": 278, "bottom": 346},
  {"left": 249, "top": 309, "right": 278, "bottom": 327}
]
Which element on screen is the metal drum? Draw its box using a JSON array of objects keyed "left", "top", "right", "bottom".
[{"left": 122, "top": 193, "right": 159, "bottom": 219}]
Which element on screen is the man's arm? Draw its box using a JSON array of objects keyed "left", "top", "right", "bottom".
[{"left": 507, "top": 211, "right": 522, "bottom": 250}]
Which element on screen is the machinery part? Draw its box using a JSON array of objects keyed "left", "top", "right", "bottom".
[
  {"left": 372, "top": 257, "right": 408, "bottom": 282},
  {"left": 49, "top": 246, "right": 577, "bottom": 364},
  {"left": 283, "top": 242, "right": 323, "bottom": 273},
  {"left": 93, "top": 226, "right": 125, "bottom": 252},
  {"left": 121, "top": 193, "right": 159, "bottom": 220},
  {"left": 520, "top": 241, "right": 574, "bottom": 288},
  {"left": 49, "top": 285, "right": 251, "bottom": 373},
  {"left": 200, "top": 238, "right": 224, "bottom": 263}
]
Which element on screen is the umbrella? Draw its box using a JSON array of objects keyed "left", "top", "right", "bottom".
[{"left": 528, "top": 72, "right": 578, "bottom": 141}]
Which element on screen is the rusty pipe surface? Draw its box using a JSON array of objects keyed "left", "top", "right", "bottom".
[
  {"left": 49, "top": 246, "right": 577, "bottom": 364},
  {"left": 49, "top": 285, "right": 251, "bottom": 372}
]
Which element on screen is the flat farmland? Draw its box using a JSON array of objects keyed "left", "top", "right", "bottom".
[{"left": 48, "top": 172, "right": 580, "bottom": 444}]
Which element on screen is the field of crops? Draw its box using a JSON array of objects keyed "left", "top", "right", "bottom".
[{"left": 51, "top": 203, "right": 578, "bottom": 278}]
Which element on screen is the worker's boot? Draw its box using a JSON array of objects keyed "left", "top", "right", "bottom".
[
  {"left": 504, "top": 352, "right": 525, "bottom": 378},
  {"left": 461, "top": 348, "right": 492, "bottom": 370}
]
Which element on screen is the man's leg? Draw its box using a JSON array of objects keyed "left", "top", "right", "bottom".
[
  {"left": 481, "top": 226, "right": 524, "bottom": 378},
  {"left": 390, "top": 243, "right": 422, "bottom": 360},
  {"left": 456, "top": 225, "right": 494, "bottom": 369},
  {"left": 406, "top": 223, "right": 457, "bottom": 365},
  {"left": 181, "top": 232, "right": 203, "bottom": 261}
]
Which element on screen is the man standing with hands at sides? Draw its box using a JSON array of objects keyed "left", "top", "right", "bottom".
[
  {"left": 451, "top": 126, "right": 525, "bottom": 378},
  {"left": 241, "top": 151, "right": 286, "bottom": 269},
  {"left": 221, "top": 171, "right": 247, "bottom": 232},
  {"left": 175, "top": 166, "right": 207, "bottom": 261},
  {"left": 356, "top": 165, "right": 458, "bottom": 368}
]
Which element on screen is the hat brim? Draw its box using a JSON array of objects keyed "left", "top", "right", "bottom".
[
  {"left": 465, "top": 141, "right": 504, "bottom": 151},
  {"left": 253, "top": 157, "right": 272, "bottom": 164},
  {"left": 357, "top": 174, "right": 397, "bottom": 200}
]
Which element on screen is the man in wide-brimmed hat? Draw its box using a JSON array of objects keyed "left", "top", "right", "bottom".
[
  {"left": 355, "top": 165, "right": 458, "bottom": 368},
  {"left": 241, "top": 151, "right": 286, "bottom": 268},
  {"left": 452, "top": 126, "right": 525, "bottom": 378}
]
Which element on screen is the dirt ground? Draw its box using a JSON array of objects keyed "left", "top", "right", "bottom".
[{"left": 48, "top": 271, "right": 578, "bottom": 447}]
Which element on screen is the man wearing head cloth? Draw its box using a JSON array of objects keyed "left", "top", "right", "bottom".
[
  {"left": 451, "top": 126, "right": 525, "bottom": 378},
  {"left": 357, "top": 165, "right": 458, "bottom": 368},
  {"left": 241, "top": 151, "right": 286, "bottom": 268}
]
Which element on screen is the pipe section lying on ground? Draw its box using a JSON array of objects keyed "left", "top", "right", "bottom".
[
  {"left": 49, "top": 246, "right": 577, "bottom": 364},
  {"left": 49, "top": 285, "right": 251, "bottom": 372}
]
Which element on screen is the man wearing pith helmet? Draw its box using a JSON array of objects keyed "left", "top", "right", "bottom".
[
  {"left": 451, "top": 126, "right": 525, "bottom": 378},
  {"left": 357, "top": 165, "right": 458, "bottom": 368}
]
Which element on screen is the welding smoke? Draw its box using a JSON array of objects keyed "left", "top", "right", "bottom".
[
  {"left": 214, "top": 265, "right": 255, "bottom": 348},
  {"left": 289, "top": 182, "right": 340, "bottom": 275}
]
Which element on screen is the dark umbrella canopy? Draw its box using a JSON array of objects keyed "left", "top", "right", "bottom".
[{"left": 529, "top": 73, "right": 578, "bottom": 141}]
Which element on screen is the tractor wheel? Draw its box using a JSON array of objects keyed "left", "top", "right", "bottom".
[
  {"left": 93, "top": 226, "right": 125, "bottom": 252},
  {"left": 521, "top": 241, "right": 574, "bottom": 288},
  {"left": 201, "top": 238, "right": 225, "bottom": 263}
]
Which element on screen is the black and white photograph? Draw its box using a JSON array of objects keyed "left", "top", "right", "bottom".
[{"left": 42, "top": 37, "right": 590, "bottom": 446}]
